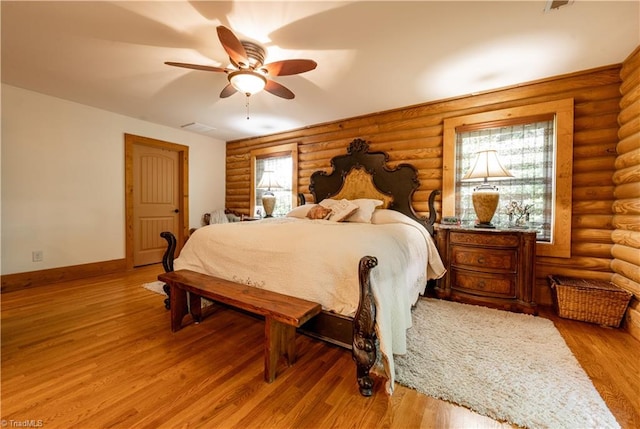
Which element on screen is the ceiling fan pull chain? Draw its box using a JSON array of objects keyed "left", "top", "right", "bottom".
[{"left": 245, "top": 94, "right": 250, "bottom": 120}]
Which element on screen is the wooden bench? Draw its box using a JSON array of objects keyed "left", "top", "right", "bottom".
[{"left": 157, "top": 269, "right": 322, "bottom": 383}]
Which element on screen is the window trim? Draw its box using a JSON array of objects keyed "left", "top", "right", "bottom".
[
  {"left": 442, "top": 98, "right": 574, "bottom": 258},
  {"left": 250, "top": 143, "right": 298, "bottom": 217}
]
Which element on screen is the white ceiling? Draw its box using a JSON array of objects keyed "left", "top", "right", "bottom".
[{"left": 2, "top": 1, "right": 639, "bottom": 142}]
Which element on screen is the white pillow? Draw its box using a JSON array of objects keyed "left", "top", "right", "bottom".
[
  {"left": 371, "top": 209, "right": 409, "bottom": 225},
  {"left": 347, "top": 199, "right": 383, "bottom": 223},
  {"left": 286, "top": 204, "right": 315, "bottom": 219}
]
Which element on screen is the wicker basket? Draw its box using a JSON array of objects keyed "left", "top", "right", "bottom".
[{"left": 548, "top": 275, "right": 632, "bottom": 327}]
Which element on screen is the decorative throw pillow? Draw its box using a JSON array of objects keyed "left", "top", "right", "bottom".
[
  {"left": 325, "top": 199, "right": 359, "bottom": 222},
  {"left": 318, "top": 198, "right": 338, "bottom": 209},
  {"left": 305, "top": 204, "right": 332, "bottom": 220},
  {"left": 347, "top": 199, "right": 384, "bottom": 223},
  {"left": 287, "top": 204, "right": 315, "bottom": 219}
]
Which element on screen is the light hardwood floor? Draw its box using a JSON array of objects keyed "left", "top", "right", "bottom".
[{"left": 2, "top": 265, "right": 638, "bottom": 429}]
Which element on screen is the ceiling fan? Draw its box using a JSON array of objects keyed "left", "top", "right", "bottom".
[{"left": 165, "top": 26, "right": 317, "bottom": 100}]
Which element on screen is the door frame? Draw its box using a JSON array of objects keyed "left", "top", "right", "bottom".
[{"left": 124, "top": 133, "right": 189, "bottom": 270}]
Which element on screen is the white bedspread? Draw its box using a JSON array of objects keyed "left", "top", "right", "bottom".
[{"left": 174, "top": 210, "right": 445, "bottom": 394}]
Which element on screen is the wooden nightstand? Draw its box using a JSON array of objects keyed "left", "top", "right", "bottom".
[{"left": 433, "top": 225, "right": 537, "bottom": 314}]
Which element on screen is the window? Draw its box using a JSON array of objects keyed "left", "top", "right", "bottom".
[
  {"left": 250, "top": 143, "right": 298, "bottom": 218},
  {"left": 455, "top": 116, "right": 554, "bottom": 241},
  {"left": 443, "top": 99, "right": 574, "bottom": 258}
]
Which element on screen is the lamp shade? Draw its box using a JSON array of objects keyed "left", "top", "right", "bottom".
[
  {"left": 462, "top": 150, "right": 514, "bottom": 182},
  {"left": 257, "top": 170, "right": 282, "bottom": 191},
  {"left": 229, "top": 70, "right": 267, "bottom": 95}
]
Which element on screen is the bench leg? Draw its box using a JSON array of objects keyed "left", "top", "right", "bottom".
[
  {"left": 264, "top": 318, "right": 296, "bottom": 383},
  {"left": 189, "top": 292, "right": 203, "bottom": 323},
  {"left": 169, "top": 284, "right": 188, "bottom": 332}
]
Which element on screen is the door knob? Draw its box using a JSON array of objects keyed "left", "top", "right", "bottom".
[{"left": 174, "top": 209, "right": 179, "bottom": 213}]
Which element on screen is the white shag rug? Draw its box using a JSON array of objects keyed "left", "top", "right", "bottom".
[
  {"left": 142, "top": 280, "right": 167, "bottom": 295},
  {"left": 142, "top": 280, "right": 212, "bottom": 309},
  {"left": 394, "top": 298, "right": 620, "bottom": 429}
]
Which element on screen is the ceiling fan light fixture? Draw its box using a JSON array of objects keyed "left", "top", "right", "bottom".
[
  {"left": 166, "top": 26, "right": 314, "bottom": 101},
  {"left": 229, "top": 70, "right": 266, "bottom": 96}
]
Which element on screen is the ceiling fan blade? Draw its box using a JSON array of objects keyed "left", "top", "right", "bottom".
[
  {"left": 263, "top": 59, "right": 317, "bottom": 76},
  {"left": 220, "top": 83, "right": 237, "bottom": 98},
  {"left": 165, "top": 62, "right": 227, "bottom": 73},
  {"left": 216, "top": 26, "right": 249, "bottom": 67},
  {"left": 264, "top": 79, "right": 295, "bottom": 99}
]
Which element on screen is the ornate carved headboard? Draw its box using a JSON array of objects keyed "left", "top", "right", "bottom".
[{"left": 308, "top": 138, "right": 439, "bottom": 235}]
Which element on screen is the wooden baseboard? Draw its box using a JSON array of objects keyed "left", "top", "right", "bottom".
[
  {"left": 535, "top": 280, "right": 554, "bottom": 307},
  {"left": 1, "top": 259, "right": 128, "bottom": 293}
]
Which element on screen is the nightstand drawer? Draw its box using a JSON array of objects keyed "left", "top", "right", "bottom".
[
  {"left": 451, "top": 246, "right": 516, "bottom": 271},
  {"left": 451, "top": 270, "right": 516, "bottom": 298},
  {"left": 450, "top": 231, "right": 519, "bottom": 248}
]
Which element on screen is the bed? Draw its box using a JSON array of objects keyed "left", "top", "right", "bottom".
[{"left": 160, "top": 138, "right": 445, "bottom": 396}]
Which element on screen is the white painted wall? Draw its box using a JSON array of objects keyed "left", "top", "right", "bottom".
[{"left": 1, "top": 84, "right": 226, "bottom": 275}]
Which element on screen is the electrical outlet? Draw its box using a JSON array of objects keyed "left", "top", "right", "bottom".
[{"left": 32, "top": 250, "right": 43, "bottom": 262}]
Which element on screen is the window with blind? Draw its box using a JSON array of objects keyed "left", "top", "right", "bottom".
[
  {"left": 442, "top": 99, "right": 574, "bottom": 258},
  {"left": 254, "top": 155, "right": 293, "bottom": 217},
  {"left": 455, "top": 117, "right": 554, "bottom": 241},
  {"left": 250, "top": 143, "right": 298, "bottom": 218}
]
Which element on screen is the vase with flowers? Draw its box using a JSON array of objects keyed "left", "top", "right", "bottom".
[{"left": 505, "top": 201, "right": 533, "bottom": 228}]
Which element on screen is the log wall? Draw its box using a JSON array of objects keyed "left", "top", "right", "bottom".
[
  {"left": 615, "top": 46, "right": 640, "bottom": 341},
  {"left": 226, "top": 64, "right": 626, "bottom": 307}
]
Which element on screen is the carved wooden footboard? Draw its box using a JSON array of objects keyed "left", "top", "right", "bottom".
[
  {"left": 352, "top": 255, "right": 378, "bottom": 396},
  {"left": 160, "top": 231, "right": 176, "bottom": 310}
]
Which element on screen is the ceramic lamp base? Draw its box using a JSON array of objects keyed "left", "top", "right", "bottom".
[
  {"left": 472, "top": 187, "right": 500, "bottom": 228},
  {"left": 261, "top": 193, "right": 276, "bottom": 217}
]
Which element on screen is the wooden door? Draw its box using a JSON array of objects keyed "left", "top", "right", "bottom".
[{"left": 132, "top": 144, "right": 180, "bottom": 266}]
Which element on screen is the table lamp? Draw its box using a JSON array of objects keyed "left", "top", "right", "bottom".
[
  {"left": 257, "top": 170, "right": 283, "bottom": 217},
  {"left": 461, "top": 150, "right": 514, "bottom": 228}
]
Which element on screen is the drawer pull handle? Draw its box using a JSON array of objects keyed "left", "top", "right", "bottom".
[{"left": 477, "top": 256, "right": 485, "bottom": 264}]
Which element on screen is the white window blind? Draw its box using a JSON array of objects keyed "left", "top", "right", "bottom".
[
  {"left": 455, "top": 118, "right": 554, "bottom": 241},
  {"left": 255, "top": 154, "right": 293, "bottom": 217}
]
